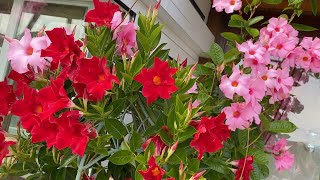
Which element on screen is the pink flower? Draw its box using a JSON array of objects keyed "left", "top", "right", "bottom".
[
  {"left": 300, "top": 37, "right": 320, "bottom": 57},
  {"left": 274, "top": 150, "right": 294, "bottom": 171},
  {"left": 212, "top": 0, "right": 225, "bottom": 12},
  {"left": 282, "top": 47, "right": 303, "bottom": 68},
  {"left": 310, "top": 57, "right": 320, "bottom": 73},
  {"left": 274, "top": 68, "right": 293, "bottom": 95},
  {"left": 224, "top": 0, "right": 242, "bottom": 14},
  {"left": 267, "top": 138, "right": 288, "bottom": 154},
  {"left": 266, "top": 88, "right": 288, "bottom": 104},
  {"left": 247, "top": 102, "right": 262, "bottom": 125},
  {"left": 219, "top": 66, "right": 249, "bottom": 99},
  {"left": 259, "top": 27, "right": 272, "bottom": 47},
  {"left": 268, "top": 33, "right": 297, "bottom": 59},
  {"left": 186, "top": 81, "right": 197, "bottom": 94},
  {"left": 256, "top": 68, "right": 277, "bottom": 89},
  {"left": 111, "top": 11, "right": 137, "bottom": 56},
  {"left": 223, "top": 103, "right": 251, "bottom": 131},
  {"left": 6, "top": 29, "right": 51, "bottom": 73},
  {"left": 212, "top": 0, "right": 242, "bottom": 14},
  {"left": 244, "top": 78, "right": 265, "bottom": 105},
  {"left": 237, "top": 40, "right": 269, "bottom": 64},
  {"left": 295, "top": 49, "right": 312, "bottom": 71},
  {"left": 267, "top": 17, "right": 288, "bottom": 34}
]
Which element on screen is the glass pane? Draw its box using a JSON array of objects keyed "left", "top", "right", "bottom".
[
  {"left": 0, "top": 0, "right": 14, "bottom": 48},
  {"left": 16, "top": 1, "right": 87, "bottom": 40}
]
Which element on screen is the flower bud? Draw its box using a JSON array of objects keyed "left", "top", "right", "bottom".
[{"left": 190, "top": 170, "right": 206, "bottom": 180}]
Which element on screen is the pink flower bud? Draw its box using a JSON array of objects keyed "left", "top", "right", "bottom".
[
  {"left": 154, "top": 0, "right": 161, "bottom": 10},
  {"left": 190, "top": 170, "right": 206, "bottom": 180}
]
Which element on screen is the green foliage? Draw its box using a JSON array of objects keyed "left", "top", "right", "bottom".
[{"left": 292, "top": 23, "right": 318, "bottom": 31}]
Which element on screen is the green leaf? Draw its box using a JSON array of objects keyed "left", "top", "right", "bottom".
[
  {"left": 108, "top": 98, "right": 126, "bottom": 118},
  {"left": 224, "top": 48, "right": 241, "bottom": 63},
  {"left": 159, "top": 129, "right": 173, "bottom": 144},
  {"left": 262, "top": 0, "right": 282, "bottom": 4},
  {"left": 168, "top": 149, "right": 187, "bottom": 164},
  {"left": 248, "top": 16, "right": 264, "bottom": 26},
  {"left": 288, "top": 0, "right": 303, "bottom": 5},
  {"left": 108, "top": 150, "right": 134, "bottom": 165},
  {"left": 178, "top": 126, "right": 197, "bottom": 142},
  {"left": 228, "top": 15, "right": 247, "bottom": 28},
  {"left": 246, "top": 148, "right": 269, "bottom": 165},
  {"left": 311, "top": 0, "right": 318, "bottom": 16},
  {"left": 209, "top": 43, "right": 224, "bottom": 65},
  {"left": 204, "top": 158, "right": 229, "bottom": 174},
  {"left": 246, "top": 27, "right": 259, "bottom": 38},
  {"left": 188, "top": 158, "right": 200, "bottom": 173},
  {"left": 268, "top": 120, "right": 298, "bottom": 133},
  {"left": 130, "top": 131, "right": 142, "bottom": 152},
  {"left": 292, "top": 23, "right": 318, "bottom": 31},
  {"left": 220, "top": 32, "right": 243, "bottom": 43},
  {"left": 105, "top": 119, "right": 128, "bottom": 139}
]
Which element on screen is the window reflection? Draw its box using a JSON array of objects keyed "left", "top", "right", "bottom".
[
  {"left": 17, "top": 1, "right": 87, "bottom": 40},
  {"left": 0, "top": 0, "right": 14, "bottom": 48}
]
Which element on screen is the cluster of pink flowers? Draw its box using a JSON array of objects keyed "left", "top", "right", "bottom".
[
  {"left": 267, "top": 138, "right": 295, "bottom": 171},
  {"left": 212, "top": 0, "right": 242, "bottom": 14},
  {"left": 220, "top": 17, "right": 300, "bottom": 131}
]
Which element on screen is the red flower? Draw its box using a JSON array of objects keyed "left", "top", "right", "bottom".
[
  {"left": 55, "top": 111, "right": 90, "bottom": 156},
  {"left": 0, "top": 130, "right": 15, "bottom": 166},
  {"left": 142, "top": 135, "right": 168, "bottom": 156},
  {"left": 11, "top": 87, "right": 42, "bottom": 132},
  {"left": 134, "top": 57, "right": 178, "bottom": 104},
  {"left": 190, "top": 112, "right": 231, "bottom": 160},
  {"left": 11, "top": 76, "right": 72, "bottom": 131},
  {"left": 37, "top": 76, "right": 73, "bottom": 120},
  {"left": 72, "top": 57, "right": 120, "bottom": 101},
  {"left": 8, "top": 70, "right": 35, "bottom": 96},
  {"left": 31, "top": 116, "right": 59, "bottom": 148},
  {"left": 139, "top": 156, "right": 165, "bottom": 180},
  {"left": 85, "top": 0, "right": 120, "bottom": 27},
  {"left": 232, "top": 156, "right": 254, "bottom": 180},
  {"left": 41, "top": 28, "right": 84, "bottom": 71},
  {"left": 0, "top": 79, "right": 16, "bottom": 116}
]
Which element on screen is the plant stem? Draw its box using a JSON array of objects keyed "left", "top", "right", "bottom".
[
  {"left": 240, "top": 129, "right": 250, "bottom": 179},
  {"left": 76, "top": 154, "right": 87, "bottom": 180},
  {"left": 245, "top": 132, "right": 263, "bottom": 148}
]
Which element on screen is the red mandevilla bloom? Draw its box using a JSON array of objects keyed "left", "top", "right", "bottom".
[
  {"left": 232, "top": 156, "right": 254, "bottom": 180},
  {"left": 134, "top": 57, "right": 178, "bottom": 104},
  {"left": 190, "top": 112, "right": 231, "bottom": 160},
  {"left": 0, "top": 79, "right": 16, "bottom": 116},
  {"left": 139, "top": 156, "right": 165, "bottom": 180},
  {"left": 72, "top": 57, "right": 120, "bottom": 102},
  {"left": 0, "top": 130, "right": 15, "bottom": 166},
  {"left": 41, "top": 28, "right": 84, "bottom": 71},
  {"left": 85, "top": 0, "right": 120, "bottom": 27},
  {"left": 54, "top": 111, "right": 90, "bottom": 156}
]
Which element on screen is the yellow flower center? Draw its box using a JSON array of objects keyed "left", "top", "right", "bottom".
[
  {"left": 152, "top": 167, "right": 160, "bottom": 176},
  {"left": 262, "top": 75, "right": 268, "bottom": 81},
  {"left": 26, "top": 47, "right": 33, "bottom": 55},
  {"left": 233, "top": 111, "right": 240, "bottom": 118},
  {"left": 35, "top": 105, "right": 43, "bottom": 113},
  {"left": 98, "top": 74, "right": 105, "bottom": 82},
  {"left": 231, "top": 81, "right": 238, "bottom": 87},
  {"left": 303, "top": 56, "right": 309, "bottom": 61},
  {"left": 153, "top": 76, "right": 161, "bottom": 85}
]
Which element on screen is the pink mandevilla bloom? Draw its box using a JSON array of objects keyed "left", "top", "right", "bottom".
[
  {"left": 244, "top": 78, "right": 265, "bottom": 105},
  {"left": 223, "top": 103, "right": 250, "bottom": 131},
  {"left": 6, "top": 29, "right": 51, "bottom": 74},
  {"left": 219, "top": 66, "right": 249, "bottom": 99},
  {"left": 268, "top": 33, "right": 297, "bottom": 59},
  {"left": 256, "top": 68, "right": 277, "bottom": 89},
  {"left": 212, "top": 0, "right": 242, "bottom": 14},
  {"left": 268, "top": 138, "right": 288, "bottom": 154},
  {"left": 300, "top": 37, "right": 320, "bottom": 57},
  {"left": 111, "top": 11, "right": 137, "bottom": 56},
  {"left": 274, "top": 150, "right": 294, "bottom": 171},
  {"left": 274, "top": 68, "right": 294, "bottom": 95}
]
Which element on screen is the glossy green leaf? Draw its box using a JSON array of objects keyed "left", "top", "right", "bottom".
[
  {"left": 108, "top": 150, "right": 134, "bottom": 165},
  {"left": 130, "top": 131, "right": 142, "bottom": 152},
  {"left": 292, "top": 23, "right": 318, "bottom": 31},
  {"left": 246, "top": 27, "right": 260, "bottom": 38},
  {"left": 248, "top": 16, "right": 264, "bottom": 26},
  {"left": 105, "top": 119, "right": 128, "bottom": 139},
  {"left": 262, "top": 0, "right": 283, "bottom": 4},
  {"left": 268, "top": 120, "right": 298, "bottom": 133},
  {"left": 220, "top": 32, "right": 243, "bottom": 43},
  {"left": 209, "top": 42, "right": 224, "bottom": 65},
  {"left": 311, "top": 0, "right": 318, "bottom": 16}
]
